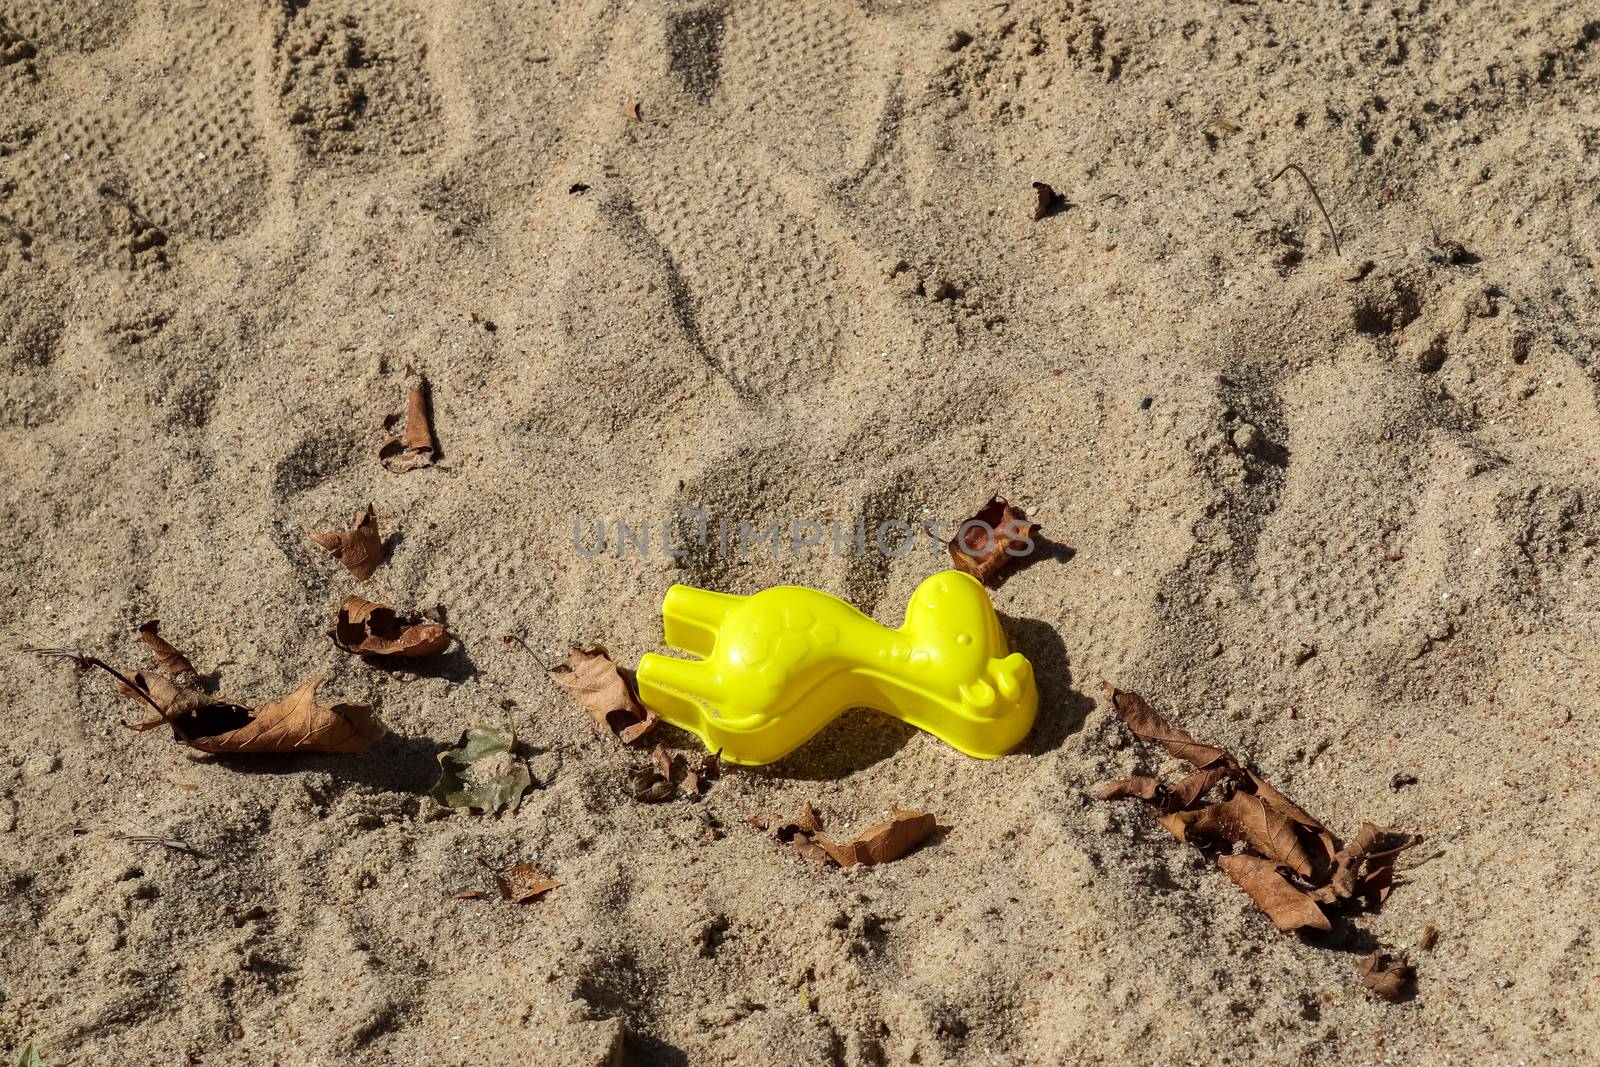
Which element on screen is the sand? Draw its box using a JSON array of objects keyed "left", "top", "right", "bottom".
[{"left": 2, "top": 0, "right": 1598, "bottom": 1063}]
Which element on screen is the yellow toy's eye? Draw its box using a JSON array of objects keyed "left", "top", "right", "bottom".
[{"left": 636, "top": 571, "right": 1039, "bottom": 765}]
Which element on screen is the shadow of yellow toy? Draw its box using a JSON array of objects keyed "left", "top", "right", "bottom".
[{"left": 636, "top": 571, "right": 1038, "bottom": 765}]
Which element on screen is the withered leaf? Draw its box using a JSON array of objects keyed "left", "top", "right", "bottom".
[
  {"left": 550, "top": 646, "right": 657, "bottom": 743},
  {"left": 624, "top": 99, "right": 642, "bottom": 121},
  {"left": 34, "top": 651, "right": 381, "bottom": 756},
  {"left": 630, "top": 743, "right": 677, "bottom": 802},
  {"left": 684, "top": 748, "right": 721, "bottom": 799},
  {"left": 497, "top": 862, "right": 561, "bottom": 904},
  {"left": 311, "top": 504, "right": 384, "bottom": 581},
  {"left": 174, "top": 675, "right": 383, "bottom": 754},
  {"left": 1102, "top": 683, "right": 1234, "bottom": 770},
  {"left": 1168, "top": 765, "right": 1231, "bottom": 809},
  {"left": 1096, "top": 776, "right": 1161, "bottom": 802},
  {"left": 1360, "top": 951, "right": 1413, "bottom": 1002},
  {"left": 1217, "top": 854, "right": 1331, "bottom": 932},
  {"left": 948, "top": 496, "right": 1041, "bottom": 585},
  {"left": 379, "top": 378, "right": 436, "bottom": 473},
  {"left": 816, "top": 806, "right": 936, "bottom": 868},
  {"left": 430, "top": 723, "right": 532, "bottom": 814},
  {"left": 1187, "top": 791, "right": 1314, "bottom": 878},
  {"left": 333, "top": 597, "right": 450, "bottom": 658},
  {"left": 1031, "top": 181, "right": 1057, "bottom": 221},
  {"left": 771, "top": 801, "right": 823, "bottom": 842},
  {"left": 450, "top": 889, "right": 489, "bottom": 900},
  {"left": 137, "top": 620, "right": 198, "bottom": 688}
]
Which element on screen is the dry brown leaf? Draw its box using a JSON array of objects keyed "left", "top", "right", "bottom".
[
  {"left": 792, "top": 836, "right": 832, "bottom": 864},
  {"left": 33, "top": 651, "right": 383, "bottom": 756},
  {"left": 1031, "top": 181, "right": 1057, "bottom": 221},
  {"left": 333, "top": 597, "right": 450, "bottom": 658},
  {"left": 1360, "top": 951, "right": 1413, "bottom": 1001},
  {"left": 1096, "top": 776, "right": 1161, "bottom": 801},
  {"left": 1168, "top": 765, "right": 1231, "bottom": 809},
  {"left": 379, "top": 378, "right": 436, "bottom": 473},
  {"left": 550, "top": 646, "right": 657, "bottom": 743},
  {"left": 311, "top": 505, "right": 384, "bottom": 581},
  {"left": 450, "top": 889, "right": 489, "bottom": 900},
  {"left": 137, "top": 620, "right": 198, "bottom": 688},
  {"left": 170, "top": 674, "right": 384, "bottom": 754},
  {"left": 497, "top": 863, "right": 561, "bottom": 904},
  {"left": 1187, "top": 792, "right": 1314, "bottom": 877},
  {"left": 947, "top": 496, "right": 1041, "bottom": 585},
  {"left": 771, "top": 801, "right": 823, "bottom": 841},
  {"left": 816, "top": 806, "right": 936, "bottom": 868},
  {"left": 1101, "top": 683, "right": 1234, "bottom": 770},
  {"left": 624, "top": 99, "right": 642, "bottom": 121},
  {"left": 1217, "top": 854, "right": 1331, "bottom": 932}
]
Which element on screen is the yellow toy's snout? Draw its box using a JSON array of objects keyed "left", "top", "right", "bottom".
[{"left": 635, "top": 571, "right": 1038, "bottom": 765}]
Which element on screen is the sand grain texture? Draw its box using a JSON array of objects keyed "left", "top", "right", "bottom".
[{"left": 2, "top": 0, "right": 1598, "bottom": 1063}]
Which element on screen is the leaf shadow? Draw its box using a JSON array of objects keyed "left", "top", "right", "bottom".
[{"left": 200, "top": 731, "right": 445, "bottom": 794}]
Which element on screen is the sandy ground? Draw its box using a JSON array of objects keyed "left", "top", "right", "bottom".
[{"left": 3, "top": 0, "right": 1599, "bottom": 1063}]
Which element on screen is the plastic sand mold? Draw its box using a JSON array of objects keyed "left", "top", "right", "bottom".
[{"left": 636, "top": 571, "right": 1038, "bottom": 765}]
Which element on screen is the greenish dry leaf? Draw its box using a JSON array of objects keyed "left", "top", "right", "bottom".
[
  {"left": 430, "top": 724, "right": 532, "bottom": 814},
  {"left": 16, "top": 1044, "right": 47, "bottom": 1067}
]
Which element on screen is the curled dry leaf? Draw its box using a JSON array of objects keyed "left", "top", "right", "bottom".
[
  {"left": 1217, "top": 854, "right": 1331, "bottom": 932},
  {"left": 1096, "top": 683, "right": 1422, "bottom": 986},
  {"left": 311, "top": 505, "right": 384, "bottom": 581},
  {"left": 497, "top": 862, "right": 561, "bottom": 904},
  {"left": 120, "top": 671, "right": 381, "bottom": 754},
  {"left": 816, "top": 806, "right": 936, "bottom": 869},
  {"left": 550, "top": 646, "right": 657, "bottom": 743},
  {"left": 379, "top": 378, "right": 436, "bottom": 473},
  {"left": 1031, "top": 181, "right": 1057, "bottom": 221},
  {"left": 172, "top": 674, "right": 382, "bottom": 754},
  {"left": 137, "top": 621, "right": 198, "bottom": 688},
  {"left": 1360, "top": 951, "right": 1413, "bottom": 1002},
  {"left": 630, "top": 743, "right": 678, "bottom": 803},
  {"left": 1102, "top": 683, "right": 1233, "bottom": 770},
  {"left": 32, "top": 648, "right": 383, "bottom": 755},
  {"left": 333, "top": 597, "right": 450, "bottom": 658},
  {"left": 430, "top": 723, "right": 532, "bottom": 814},
  {"left": 947, "top": 496, "right": 1041, "bottom": 585}
]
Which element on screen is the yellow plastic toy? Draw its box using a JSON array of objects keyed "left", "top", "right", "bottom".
[{"left": 635, "top": 571, "right": 1038, "bottom": 765}]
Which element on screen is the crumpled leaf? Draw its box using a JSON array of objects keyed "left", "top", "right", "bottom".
[
  {"left": 1311, "top": 821, "right": 1420, "bottom": 907},
  {"left": 1031, "top": 181, "right": 1057, "bottom": 221},
  {"left": 333, "top": 597, "right": 450, "bottom": 658},
  {"left": 379, "top": 377, "right": 436, "bottom": 473},
  {"left": 165, "top": 674, "right": 383, "bottom": 754},
  {"left": 1360, "top": 951, "right": 1413, "bottom": 1001},
  {"left": 1095, "top": 683, "right": 1422, "bottom": 985},
  {"left": 1103, "top": 683, "right": 1234, "bottom": 770},
  {"left": 550, "top": 646, "right": 657, "bottom": 742},
  {"left": 138, "top": 620, "right": 198, "bottom": 688},
  {"left": 1184, "top": 791, "right": 1314, "bottom": 878},
  {"left": 684, "top": 748, "right": 720, "bottom": 799},
  {"left": 497, "top": 862, "right": 561, "bottom": 903},
  {"left": 816, "top": 806, "right": 936, "bottom": 868},
  {"left": 631, "top": 743, "right": 678, "bottom": 802},
  {"left": 947, "top": 496, "right": 1041, "bottom": 585},
  {"left": 1218, "top": 854, "right": 1331, "bottom": 932},
  {"left": 16, "top": 1043, "right": 47, "bottom": 1067},
  {"left": 311, "top": 504, "right": 384, "bottom": 580},
  {"left": 430, "top": 723, "right": 532, "bottom": 814}
]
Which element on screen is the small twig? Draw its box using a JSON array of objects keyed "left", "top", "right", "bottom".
[
  {"left": 25, "top": 647, "right": 168, "bottom": 718},
  {"left": 1271, "top": 163, "right": 1342, "bottom": 257},
  {"left": 500, "top": 634, "right": 549, "bottom": 671},
  {"left": 107, "top": 832, "right": 207, "bottom": 857}
]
